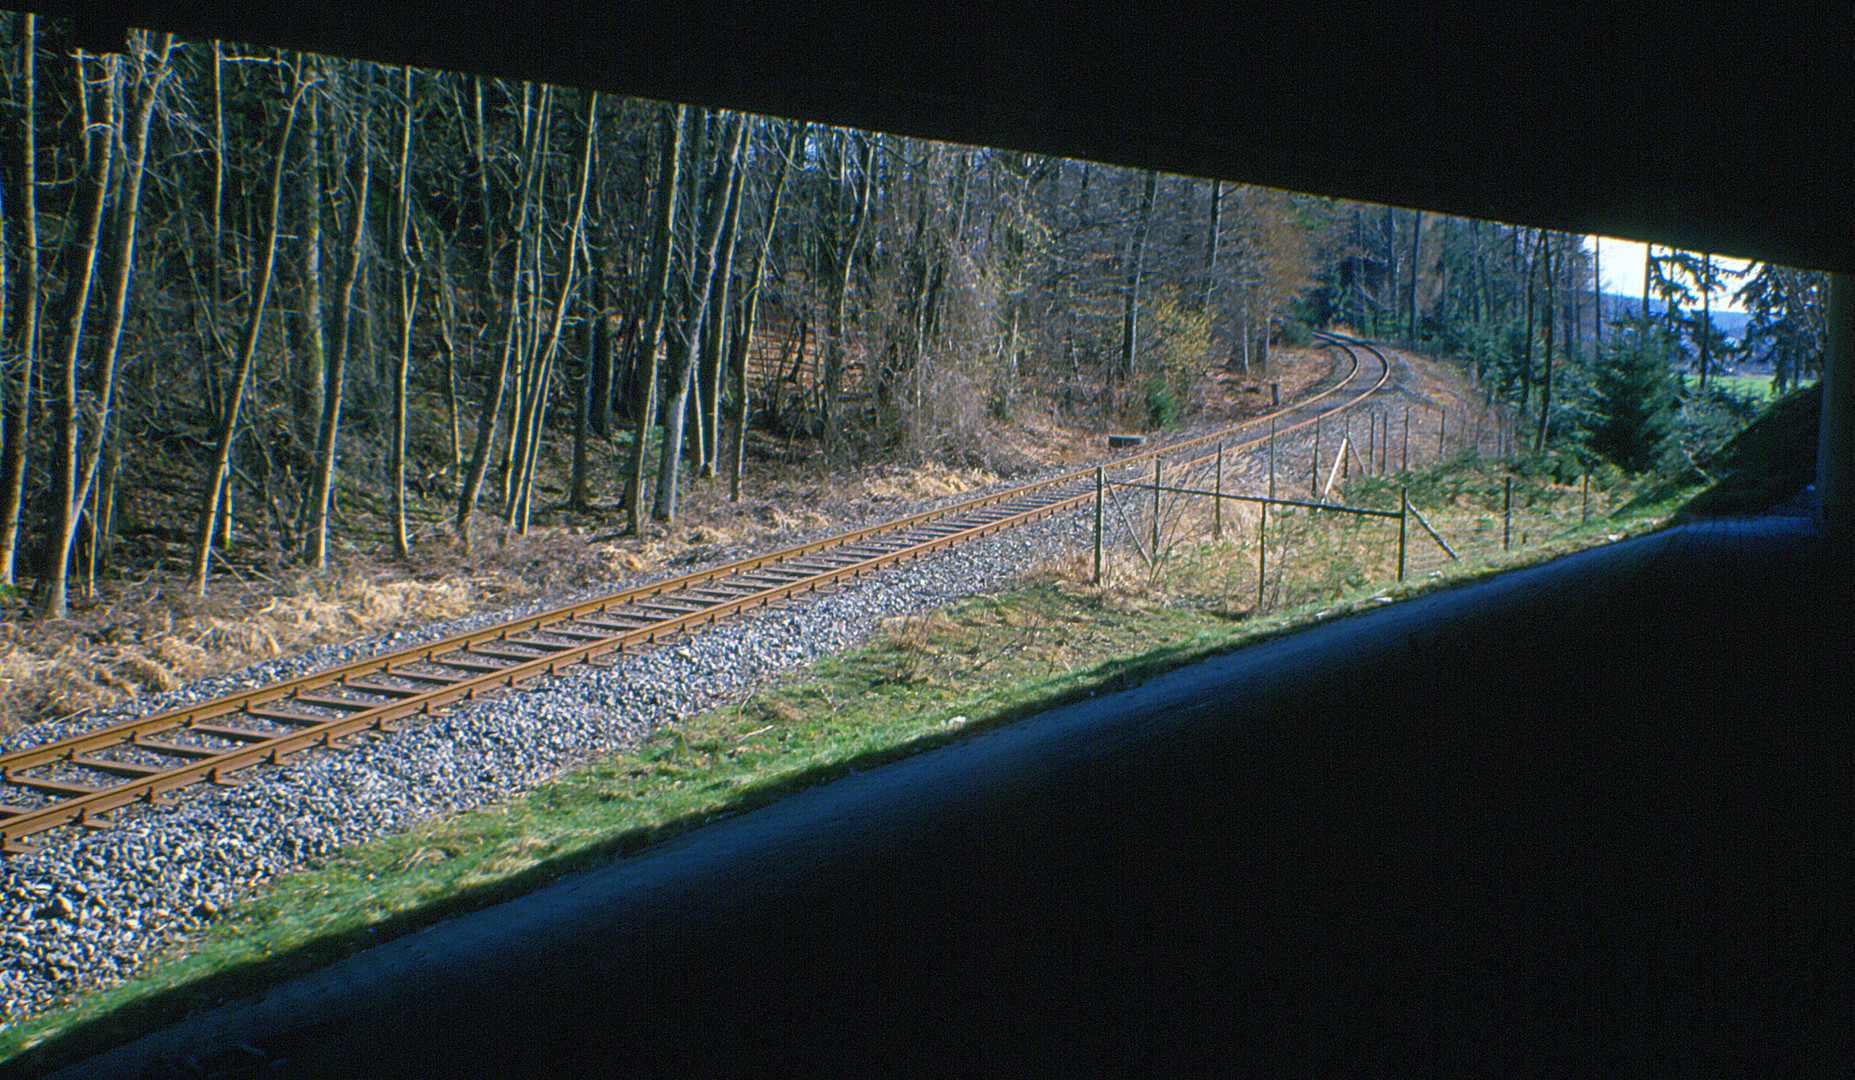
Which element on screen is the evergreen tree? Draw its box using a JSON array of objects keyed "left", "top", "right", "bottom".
[{"left": 1585, "top": 324, "right": 1677, "bottom": 472}]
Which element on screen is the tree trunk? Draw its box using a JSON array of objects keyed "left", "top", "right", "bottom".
[
  {"left": 1536, "top": 236, "right": 1556, "bottom": 452},
  {"left": 435, "top": 256, "right": 463, "bottom": 474},
  {"left": 1116, "top": 170, "right": 1158, "bottom": 390},
  {"left": 511, "top": 90, "right": 598, "bottom": 534},
  {"left": 1406, "top": 210, "right": 1422, "bottom": 346},
  {"left": 1642, "top": 243, "right": 1653, "bottom": 326},
  {"left": 622, "top": 104, "right": 687, "bottom": 534},
  {"left": 456, "top": 303, "right": 518, "bottom": 548},
  {"left": 390, "top": 66, "right": 417, "bottom": 559},
  {"left": 820, "top": 133, "right": 875, "bottom": 464},
  {"left": 1519, "top": 229, "right": 1538, "bottom": 421},
  {"left": 700, "top": 162, "right": 746, "bottom": 478},
  {"left": 459, "top": 83, "right": 544, "bottom": 547},
  {"left": 1202, "top": 180, "right": 1221, "bottom": 312},
  {"left": 732, "top": 122, "right": 803, "bottom": 501},
  {"left": 1593, "top": 236, "right": 1602, "bottom": 356},
  {"left": 571, "top": 265, "right": 593, "bottom": 511},
  {"left": 654, "top": 113, "right": 745, "bottom": 522},
  {"left": 206, "top": 40, "right": 227, "bottom": 421},
  {"left": 588, "top": 217, "right": 613, "bottom": 438},
  {"left": 1699, "top": 252, "right": 1713, "bottom": 390},
  {"left": 295, "top": 78, "right": 326, "bottom": 445},
  {"left": 0, "top": 13, "right": 40, "bottom": 585},
  {"left": 191, "top": 68, "right": 308, "bottom": 592},
  {"left": 37, "top": 51, "right": 119, "bottom": 618},
  {"left": 46, "top": 34, "right": 173, "bottom": 613},
  {"left": 304, "top": 63, "right": 373, "bottom": 567}
]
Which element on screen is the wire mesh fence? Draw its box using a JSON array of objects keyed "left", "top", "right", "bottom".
[{"left": 1084, "top": 408, "right": 1634, "bottom": 618}]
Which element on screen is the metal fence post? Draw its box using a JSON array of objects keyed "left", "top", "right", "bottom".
[
  {"left": 1401, "top": 407, "right": 1410, "bottom": 472},
  {"left": 1582, "top": 472, "right": 1589, "bottom": 525},
  {"left": 1257, "top": 500, "right": 1267, "bottom": 612},
  {"left": 1213, "top": 444, "right": 1224, "bottom": 541},
  {"left": 1268, "top": 418, "right": 1276, "bottom": 500},
  {"left": 1312, "top": 414, "right": 1321, "bottom": 496},
  {"left": 1438, "top": 407, "right": 1446, "bottom": 457},
  {"left": 1094, "top": 466, "right": 1104, "bottom": 584},
  {"left": 1151, "top": 458, "right": 1162, "bottom": 559},
  {"left": 1503, "top": 475, "right": 1513, "bottom": 551},
  {"left": 1398, "top": 486, "right": 1408, "bottom": 582}
]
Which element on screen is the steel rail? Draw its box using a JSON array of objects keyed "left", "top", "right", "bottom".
[{"left": 1, "top": 333, "right": 1390, "bottom": 855}]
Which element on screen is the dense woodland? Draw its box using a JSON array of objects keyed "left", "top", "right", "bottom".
[{"left": 0, "top": 19, "right": 1830, "bottom": 619}]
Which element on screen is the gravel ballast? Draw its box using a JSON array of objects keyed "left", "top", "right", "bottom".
[
  {"left": 0, "top": 506, "right": 1097, "bottom": 1027},
  {"left": 0, "top": 369, "right": 1376, "bottom": 1030}
]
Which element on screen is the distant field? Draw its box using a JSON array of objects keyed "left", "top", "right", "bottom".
[{"left": 1711, "top": 373, "right": 1779, "bottom": 402}]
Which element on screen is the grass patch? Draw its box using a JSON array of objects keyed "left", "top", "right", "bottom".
[
  {"left": 1710, "top": 373, "right": 1779, "bottom": 404},
  {"left": 0, "top": 457, "right": 1702, "bottom": 1075}
]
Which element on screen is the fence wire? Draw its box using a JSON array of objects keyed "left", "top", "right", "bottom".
[{"left": 1085, "top": 407, "right": 1624, "bottom": 618}]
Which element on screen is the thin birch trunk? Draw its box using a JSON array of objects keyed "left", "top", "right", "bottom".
[
  {"left": 1592, "top": 236, "right": 1602, "bottom": 357},
  {"left": 731, "top": 122, "right": 802, "bottom": 501},
  {"left": 48, "top": 33, "right": 173, "bottom": 612},
  {"left": 391, "top": 65, "right": 417, "bottom": 559},
  {"left": 821, "top": 133, "right": 874, "bottom": 462},
  {"left": 296, "top": 77, "right": 326, "bottom": 444},
  {"left": 456, "top": 82, "right": 543, "bottom": 548},
  {"left": 1699, "top": 252, "right": 1713, "bottom": 390},
  {"left": 699, "top": 161, "right": 746, "bottom": 478},
  {"left": 303, "top": 62, "right": 373, "bottom": 567},
  {"left": 1520, "top": 229, "right": 1539, "bottom": 421},
  {"left": 1115, "top": 170, "right": 1158, "bottom": 392},
  {"left": 191, "top": 68, "right": 307, "bottom": 592},
  {"left": 1535, "top": 236, "right": 1556, "bottom": 452},
  {"left": 435, "top": 257, "right": 463, "bottom": 475},
  {"left": 1406, "top": 210, "right": 1422, "bottom": 345},
  {"left": 622, "top": 103, "right": 686, "bottom": 534},
  {"left": 511, "top": 91, "right": 598, "bottom": 534},
  {"left": 653, "top": 114, "right": 743, "bottom": 522},
  {"left": 38, "top": 51, "right": 118, "bottom": 618},
  {"left": 0, "top": 14, "right": 40, "bottom": 585}
]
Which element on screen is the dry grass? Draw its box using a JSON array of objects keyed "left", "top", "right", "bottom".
[
  {"left": 0, "top": 347, "right": 1338, "bottom": 736},
  {"left": 0, "top": 570, "right": 496, "bottom": 733}
]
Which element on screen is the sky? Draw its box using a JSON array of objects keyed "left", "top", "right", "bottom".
[{"left": 1592, "top": 237, "right": 1752, "bottom": 314}]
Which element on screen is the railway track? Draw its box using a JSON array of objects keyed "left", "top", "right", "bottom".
[{"left": 0, "top": 333, "right": 1391, "bottom": 856}]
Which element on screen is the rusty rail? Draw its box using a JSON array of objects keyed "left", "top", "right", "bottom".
[{"left": 1, "top": 333, "right": 1390, "bottom": 855}]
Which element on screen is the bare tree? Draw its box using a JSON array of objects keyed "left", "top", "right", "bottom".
[
  {"left": 454, "top": 79, "right": 533, "bottom": 551},
  {"left": 303, "top": 62, "right": 374, "bottom": 567},
  {"left": 390, "top": 65, "right": 419, "bottom": 558},
  {"left": 509, "top": 89, "right": 598, "bottom": 534},
  {"left": 620, "top": 102, "right": 686, "bottom": 534},
  {"left": 191, "top": 60, "right": 309, "bottom": 591},
  {"left": 1115, "top": 170, "right": 1158, "bottom": 389},
  {"left": 820, "top": 131, "right": 874, "bottom": 462},
  {"left": 652, "top": 112, "right": 744, "bottom": 522},
  {"left": 0, "top": 14, "right": 40, "bottom": 585},
  {"left": 43, "top": 33, "right": 175, "bottom": 611},
  {"left": 36, "top": 49, "right": 119, "bottom": 617},
  {"left": 1535, "top": 234, "right": 1556, "bottom": 451},
  {"left": 731, "top": 121, "right": 803, "bottom": 500},
  {"left": 698, "top": 159, "right": 746, "bottom": 478},
  {"left": 294, "top": 73, "right": 326, "bottom": 444}
]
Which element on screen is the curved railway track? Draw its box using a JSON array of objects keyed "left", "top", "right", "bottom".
[{"left": 0, "top": 333, "right": 1391, "bottom": 856}]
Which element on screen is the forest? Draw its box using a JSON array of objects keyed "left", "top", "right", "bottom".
[{"left": 0, "top": 17, "right": 1831, "bottom": 621}]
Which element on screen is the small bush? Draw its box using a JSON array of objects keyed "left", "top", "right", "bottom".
[{"left": 1144, "top": 377, "right": 1178, "bottom": 429}]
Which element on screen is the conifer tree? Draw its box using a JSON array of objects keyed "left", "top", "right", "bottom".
[{"left": 1586, "top": 324, "right": 1677, "bottom": 472}]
